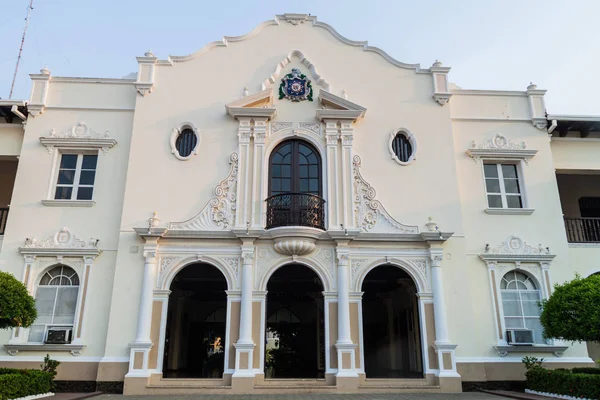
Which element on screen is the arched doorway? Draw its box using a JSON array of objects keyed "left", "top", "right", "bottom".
[
  {"left": 265, "top": 264, "right": 325, "bottom": 379},
  {"left": 361, "top": 265, "right": 423, "bottom": 378},
  {"left": 163, "top": 263, "right": 227, "bottom": 378}
]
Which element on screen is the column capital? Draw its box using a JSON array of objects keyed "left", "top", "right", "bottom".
[
  {"left": 23, "top": 255, "right": 36, "bottom": 264},
  {"left": 430, "top": 252, "right": 443, "bottom": 267}
]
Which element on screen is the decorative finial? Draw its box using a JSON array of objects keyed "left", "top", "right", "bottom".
[
  {"left": 243, "top": 86, "right": 249, "bottom": 97},
  {"left": 527, "top": 82, "right": 537, "bottom": 90},
  {"left": 148, "top": 211, "right": 160, "bottom": 231},
  {"left": 40, "top": 66, "right": 50, "bottom": 75},
  {"left": 425, "top": 217, "right": 437, "bottom": 232},
  {"left": 342, "top": 89, "right": 348, "bottom": 100},
  {"left": 144, "top": 50, "right": 155, "bottom": 57},
  {"left": 432, "top": 60, "right": 443, "bottom": 67}
]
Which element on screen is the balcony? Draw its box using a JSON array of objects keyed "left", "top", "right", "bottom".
[
  {"left": 265, "top": 193, "right": 325, "bottom": 230},
  {"left": 564, "top": 218, "right": 600, "bottom": 243}
]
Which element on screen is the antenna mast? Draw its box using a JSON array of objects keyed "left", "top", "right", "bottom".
[{"left": 9, "top": 0, "right": 34, "bottom": 99}]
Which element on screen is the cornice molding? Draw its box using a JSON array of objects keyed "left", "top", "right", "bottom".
[
  {"left": 164, "top": 14, "right": 428, "bottom": 72},
  {"left": 19, "top": 227, "right": 101, "bottom": 259},
  {"left": 479, "top": 235, "right": 555, "bottom": 264},
  {"left": 466, "top": 134, "right": 537, "bottom": 163}
]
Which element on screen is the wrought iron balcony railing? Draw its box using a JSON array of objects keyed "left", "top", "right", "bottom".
[
  {"left": 0, "top": 208, "right": 8, "bottom": 235},
  {"left": 564, "top": 217, "right": 600, "bottom": 243},
  {"left": 266, "top": 193, "right": 325, "bottom": 230}
]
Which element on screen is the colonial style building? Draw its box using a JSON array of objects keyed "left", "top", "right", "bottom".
[{"left": 0, "top": 13, "right": 598, "bottom": 395}]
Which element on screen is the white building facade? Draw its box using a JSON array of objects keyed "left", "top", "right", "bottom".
[{"left": 0, "top": 14, "right": 597, "bottom": 395}]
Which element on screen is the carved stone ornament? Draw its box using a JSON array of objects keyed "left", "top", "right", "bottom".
[
  {"left": 466, "top": 134, "right": 538, "bottom": 163},
  {"left": 271, "top": 122, "right": 293, "bottom": 133},
  {"left": 169, "top": 153, "right": 238, "bottom": 230},
  {"left": 279, "top": 68, "right": 313, "bottom": 102},
  {"left": 40, "top": 122, "right": 117, "bottom": 154},
  {"left": 485, "top": 235, "right": 550, "bottom": 256},
  {"left": 22, "top": 227, "right": 98, "bottom": 250},
  {"left": 353, "top": 155, "right": 419, "bottom": 234}
]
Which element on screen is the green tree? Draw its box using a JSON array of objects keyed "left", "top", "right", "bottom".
[
  {"left": 0, "top": 271, "right": 37, "bottom": 330},
  {"left": 540, "top": 274, "right": 600, "bottom": 343}
]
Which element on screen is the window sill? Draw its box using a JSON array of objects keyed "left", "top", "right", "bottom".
[
  {"left": 485, "top": 208, "right": 534, "bottom": 215},
  {"left": 4, "top": 343, "right": 85, "bottom": 356},
  {"left": 494, "top": 345, "right": 568, "bottom": 358},
  {"left": 41, "top": 200, "right": 95, "bottom": 207}
]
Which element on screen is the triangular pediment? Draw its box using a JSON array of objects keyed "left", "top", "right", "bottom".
[
  {"left": 316, "top": 90, "right": 367, "bottom": 121},
  {"left": 225, "top": 88, "right": 276, "bottom": 119}
]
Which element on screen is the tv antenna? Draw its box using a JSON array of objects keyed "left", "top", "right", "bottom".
[{"left": 9, "top": 0, "right": 34, "bottom": 99}]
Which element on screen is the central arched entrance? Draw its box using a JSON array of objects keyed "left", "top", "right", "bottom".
[
  {"left": 265, "top": 264, "right": 325, "bottom": 379},
  {"left": 361, "top": 265, "right": 423, "bottom": 378},
  {"left": 163, "top": 263, "right": 227, "bottom": 378}
]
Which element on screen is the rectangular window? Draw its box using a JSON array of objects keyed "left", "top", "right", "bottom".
[
  {"left": 54, "top": 154, "right": 98, "bottom": 200},
  {"left": 484, "top": 163, "right": 523, "bottom": 209}
]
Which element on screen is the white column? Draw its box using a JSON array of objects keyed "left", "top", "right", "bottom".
[
  {"left": 238, "top": 251, "right": 254, "bottom": 344},
  {"left": 430, "top": 252, "right": 449, "bottom": 344},
  {"left": 336, "top": 252, "right": 352, "bottom": 344},
  {"left": 429, "top": 248, "right": 459, "bottom": 378},
  {"left": 135, "top": 249, "right": 158, "bottom": 344}
]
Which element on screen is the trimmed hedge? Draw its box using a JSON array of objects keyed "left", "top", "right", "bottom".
[
  {"left": 0, "top": 368, "right": 53, "bottom": 400},
  {"left": 526, "top": 367, "right": 600, "bottom": 399},
  {"left": 572, "top": 367, "right": 600, "bottom": 375}
]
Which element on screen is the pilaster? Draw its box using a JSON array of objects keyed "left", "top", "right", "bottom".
[
  {"left": 251, "top": 119, "right": 268, "bottom": 229},
  {"left": 135, "top": 51, "right": 158, "bottom": 96},
  {"left": 335, "top": 243, "right": 358, "bottom": 379},
  {"left": 28, "top": 68, "right": 51, "bottom": 117},
  {"left": 234, "top": 241, "right": 256, "bottom": 378},
  {"left": 527, "top": 83, "right": 548, "bottom": 130},
  {"left": 430, "top": 60, "right": 452, "bottom": 106},
  {"left": 325, "top": 120, "right": 340, "bottom": 230},
  {"left": 235, "top": 118, "right": 252, "bottom": 228}
]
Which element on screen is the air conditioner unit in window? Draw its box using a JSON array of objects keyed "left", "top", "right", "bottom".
[
  {"left": 45, "top": 327, "right": 72, "bottom": 344},
  {"left": 506, "top": 329, "right": 534, "bottom": 345}
]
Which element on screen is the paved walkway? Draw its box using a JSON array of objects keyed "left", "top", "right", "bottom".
[{"left": 92, "top": 393, "right": 510, "bottom": 400}]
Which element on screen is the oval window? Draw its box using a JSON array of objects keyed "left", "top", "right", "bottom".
[
  {"left": 391, "top": 133, "right": 413, "bottom": 163},
  {"left": 176, "top": 128, "right": 198, "bottom": 158}
]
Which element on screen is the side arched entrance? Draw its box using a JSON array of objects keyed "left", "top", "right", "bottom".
[
  {"left": 361, "top": 265, "right": 424, "bottom": 378},
  {"left": 162, "top": 263, "right": 228, "bottom": 378},
  {"left": 264, "top": 263, "right": 325, "bottom": 379}
]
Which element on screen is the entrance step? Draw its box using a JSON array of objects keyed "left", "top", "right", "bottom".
[
  {"left": 260, "top": 379, "right": 329, "bottom": 387},
  {"left": 148, "top": 378, "right": 228, "bottom": 388},
  {"left": 361, "top": 378, "right": 434, "bottom": 387},
  {"left": 358, "top": 385, "right": 441, "bottom": 393}
]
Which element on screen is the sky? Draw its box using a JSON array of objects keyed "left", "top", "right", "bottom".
[{"left": 0, "top": 0, "right": 598, "bottom": 115}]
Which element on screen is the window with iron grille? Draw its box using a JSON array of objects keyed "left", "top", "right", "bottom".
[
  {"left": 388, "top": 129, "right": 416, "bottom": 165},
  {"left": 176, "top": 128, "right": 198, "bottom": 158}
]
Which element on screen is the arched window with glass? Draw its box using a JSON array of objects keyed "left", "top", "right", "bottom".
[
  {"left": 500, "top": 270, "right": 545, "bottom": 344},
  {"left": 29, "top": 266, "right": 80, "bottom": 343},
  {"left": 266, "top": 140, "right": 325, "bottom": 230}
]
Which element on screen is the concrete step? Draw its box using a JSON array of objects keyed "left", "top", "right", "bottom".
[
  {"left": 149, "top": 378, "right": 228, "bottom": 388},
  {"left": 358, "top": 385, "right": 442, "bottom": 393},
  {"left": 361, "top": 378, "right": 433, "bottom": 387},
  {"left": 259, "top": 379, "right": 329, "bottom": 387}
]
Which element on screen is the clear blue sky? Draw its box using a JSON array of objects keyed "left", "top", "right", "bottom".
[{"left": 1, "top": 0, "right": 598, "bottom": 114}]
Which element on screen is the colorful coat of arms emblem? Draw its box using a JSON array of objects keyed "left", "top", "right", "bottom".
[{"left": 279, "top": 68, "right": 313, "bottom": 102}]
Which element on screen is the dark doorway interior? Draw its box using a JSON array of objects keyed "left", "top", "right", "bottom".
[
  {"left": 361, "top": 265, "right": 423, "bottom": 378},
  {"left": 163, "top": 263, "right": 227, "bottom": 378},
  {"left": 265, "top": 264, "right": 325, "bottom": 379}
]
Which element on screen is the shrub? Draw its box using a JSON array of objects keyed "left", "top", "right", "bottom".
[
  {"left": 572, "top": 367, "right": 600, "bottom": 375},
  {"left": 0, "top": 271, "right": 37, "bottom": 330},
  {"left": 526, "top": 367, "right": 600, "bottom": 399},
  {"left": 0, "top": 369, "right": 52, "bottom": 400},
  {"left": 540, "top": 274, "right": 600, "bottom": 343}
]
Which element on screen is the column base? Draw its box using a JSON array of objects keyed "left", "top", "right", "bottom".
[
  {"left": 433, "top": 342, "right": 460, "bottom": 378},
  {"left": 336, "top": 375, "right": 360, "bottom": 391},
  {"left": 438, "top": 376, "right": 463, "bottom": 392},
  {"left": 232, "top": 342, "right": 255, "bottom": 377},
  {"left": 125, "top": 341, "right": 153, "bottom": 377},
  {"left": 335, "top": 342, "right": 358, "bottom": 377}
]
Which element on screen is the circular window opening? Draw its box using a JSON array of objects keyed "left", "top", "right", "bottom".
[
  {"left": 391, "top": 132, "right": 413, "bottom": 163},
  {"left": 176, "top": 128, "right": 198, "bottom": 158}
]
